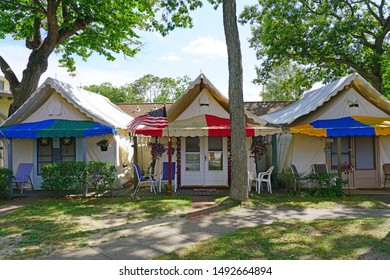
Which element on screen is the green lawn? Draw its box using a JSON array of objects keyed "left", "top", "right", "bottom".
[
  {"left": 0, "top": 193, "right": 388, "bottom": 260},
  {"left": 0, "top": 195, "right": 192, "bottom": 259},
  {"left": 157, "top": 218, "right": 390, "bottom": 260},
  {"left": 216, "top": 193, "right": 388, "bottom": 211}
]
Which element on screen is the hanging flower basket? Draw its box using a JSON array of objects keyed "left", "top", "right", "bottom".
[
  {"left": 249, "top": 139, "right": 268, "bottom": 160},
  {"left": 96, "top": 139, "right": 111, "bottom": 151},
  {"left": 149, "top": 142, "right": 166, "bottom": 160}
]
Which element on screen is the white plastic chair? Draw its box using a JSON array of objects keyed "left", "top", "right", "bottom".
[{"left": 256, "top": 166, "right": 274, "bottom": 194}]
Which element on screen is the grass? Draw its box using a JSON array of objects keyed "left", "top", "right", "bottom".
[
  {"left": 216, "top": 193, "right": 388, "bottom": 211},
  {"left": 156, "top": 218, "right": 390, "bottom": 260},
  {"left": 0, "top": 195, "right": 192, "bottom": 259},
  {"left": 0, "top": 192, "right": 388, "bottom": 260}
]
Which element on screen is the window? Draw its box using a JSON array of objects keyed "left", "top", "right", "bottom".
[
  {"left": 331, "top": 137, "right": 350, "bottom": 170},
  {"left": 0, "top": 81, "right": 4, "bottom": 91},
  {"left": 185, "top": 137, "right": 200, "bottom": 171},
  {"left": 37, "top": 137, "right": 76, "bottom": 174},
  {"left": 208, "top": 137, "right": 223, "bottom": 171},
  {"left": 355, "top": 136, "right": 375, "bottom": 170}
]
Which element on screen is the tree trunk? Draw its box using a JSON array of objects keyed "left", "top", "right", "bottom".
[
  {"left": 223, "top": 0, "right": 248, "bottom": 202},
  {"left": 8, "top": 48, "right": 52, "bottom": 116}
]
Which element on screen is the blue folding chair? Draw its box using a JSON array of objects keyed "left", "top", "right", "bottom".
[
  {"left": 13, "top": 163, "right": 34, "bottom": 194},
  {"left": 133, "top": 163, "right": 157, "bottom": 194},
  {"left": 158, "top": 162, "right": 176, "bottom": 192}
]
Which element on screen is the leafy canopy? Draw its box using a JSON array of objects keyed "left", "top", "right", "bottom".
[
  {"left": 240, "top": 0, "right": 390, "bottom": 98},
  {"left": 83, "top": 74, "right": 192, "bottom": 103},
  {"left": 0, "top": 0, "right": 203, "bottom": 74}
]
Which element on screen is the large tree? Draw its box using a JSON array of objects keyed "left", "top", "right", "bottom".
[
  {"left": 83, "top": 74, "right": 192, "bottom": 103},
  {"left": 241, "top": 0, "right": 390, "bottom": 98},
  {"left": 260, "top": 61, "right": 314, "bottom": 101},
  {"left": 223, "top": 0, "right": 248, "bottom": 202},
  {"left": 0, "top": 0, "right": 202, "bottom": 115}
]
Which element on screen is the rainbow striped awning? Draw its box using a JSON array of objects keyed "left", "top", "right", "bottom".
[{"left": 290, "top": 116, "right": 390, "bottom": 137}]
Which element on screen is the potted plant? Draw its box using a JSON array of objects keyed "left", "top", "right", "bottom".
[
  {"left": 164, "top": 182, "right": 173, "bottom": 196},
  {"left": 96, "top": 139, "right": 111, "bottom": 151}
]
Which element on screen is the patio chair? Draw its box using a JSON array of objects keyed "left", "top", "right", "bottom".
[
  {"left": 312, "top": 164, "right": 337, "bottom": 186},
  {"left": 383, "top": 163, "right": 390, "bottom": 187},
  {"left": 158, "top": 162, "right": 177, "bottom": 192},
  {"left": 133, "top": 163, "right": 157, "bottom": 194},
  {"left": 290, "top": 164, "right": 312, "bottom": 189},
  {"left": 256, "top": 166, "right": 274, "bottom": 194},
  {"left": 13, "top": 163, "right": 34, "bottom": 194}
]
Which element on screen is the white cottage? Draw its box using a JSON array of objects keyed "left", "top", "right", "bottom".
[
  {"left": 0, "top": 78, "right": 134, "bottom": 189},
  {"left": 261, "top": 73, "right": 390, "bottom": 188},
  {"left": 131, "top": 74, "right": 281, "bottom": 190}
]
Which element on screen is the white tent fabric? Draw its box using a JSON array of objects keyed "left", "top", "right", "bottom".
[
  {"left": 3, "top": 78, "right": 133, "bottom": 129},
  {"left": 261, "top": 73, "right": 390, "bottom": 125},
  {"left": 290, "top": 134, "right": 326, "bottom": 175}
]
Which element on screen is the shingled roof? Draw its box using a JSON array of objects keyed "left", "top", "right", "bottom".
[{"left": 117, "top": 101, "right": 291, "bottom": 118}]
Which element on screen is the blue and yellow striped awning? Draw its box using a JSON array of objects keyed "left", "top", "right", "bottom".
[{"left": 290, "top": 116, "right": 390, "bottom": 137}]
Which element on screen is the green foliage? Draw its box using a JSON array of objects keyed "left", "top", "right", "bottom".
[
  {"left": 0, "top": 168, "right": 13, "bottom": 199},
  {"left": 259, "top": 61, "right": 315, "bottom": 101},
  {"left": 302, "top": 186, "right": 345, "bottom": 198},
  {"left": 241, "top": 0, "right": 390, "bottom": 96},
  {"left": 83, "top": 74, "right": 192, "bottom": 104},
  {"left": 41, "top": 162, "right": 116, "bottom": 197},
  {"left": 278, "top": 171, "right": 297, "bottom": 192}
]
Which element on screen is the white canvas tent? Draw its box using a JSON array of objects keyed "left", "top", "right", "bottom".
[
  {"left": 261, "top": 73, "right": 390, "bottom": 188},
  {"left": 0, "top": 78, "right": 134, "bottom": 189},
  {"left": 132, "top": 74, "right": 282, "bottom": 189}
]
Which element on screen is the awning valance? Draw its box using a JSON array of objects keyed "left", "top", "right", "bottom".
[
  {"left": 134, "top": 115, "right": 281, "bottom": 137},
  {"left": 0, "top": 119, "right": 117, "bottom": 139},
  {"left": 290, "top": 116, "right": 390, "bottom": 137}
]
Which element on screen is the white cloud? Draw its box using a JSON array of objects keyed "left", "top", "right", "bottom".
[
  {"left": 182, "top": 36, "right": 227, "bottom": 59},
  {"left": 190, "top": 59, "right": 200, "bottom": 64},
  {"left": 157, "top": 52, "right": 181, "bottom": 62}
]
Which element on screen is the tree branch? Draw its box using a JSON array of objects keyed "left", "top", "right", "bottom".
[
  {"left": 320, "top": 56, "right": 377, "bottom": 82},
  {"left": 0, "top": 56, "right": 20, "bottom": 89},
  {"left": 25, "top": 17, "right": 43, "bottom": 50}
]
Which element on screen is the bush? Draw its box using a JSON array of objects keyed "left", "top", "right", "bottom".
[
  {"left": 278, "top": 171, "right": 297, "bottom": 191},
  {"left": 41, "top": 161, "right": 116, "bottom": 197},
  {"left": 0, "top": 168, "right": 13, "bottom": 199}
]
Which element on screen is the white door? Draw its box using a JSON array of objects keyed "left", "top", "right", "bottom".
[
  {"left": 181, "top": 136, "right": 228, "bottom": 187},
  {"left": 182, "top": 136, "right": 204, "bottom": 186},
  {"left": 204, "top": 136, "right": 228, "bottom": 186}
]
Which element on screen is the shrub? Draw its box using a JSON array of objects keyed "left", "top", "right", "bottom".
[
  {"left": 0, "top": 168, "right": 13, "bottom": 199},
  {"left": 41, "top": 161, "right": 116, "bottom": 197}
]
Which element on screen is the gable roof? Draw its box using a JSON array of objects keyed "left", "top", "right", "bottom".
[
  {"left": 261, "top": 73, "right": 390, "bottom": 125},
  {"left": 3, "top": 77, "right": 132, "bottom": 129},
  {"left": 167, "top": 74, "right": 266, "bottom": 126}
]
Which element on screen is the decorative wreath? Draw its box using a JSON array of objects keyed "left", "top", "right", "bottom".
[
  {"left": 62, "top": 137, "right": 73, "bottom": 146},
  {"left": 39, "top": 138, "right": 50, "bottom": 146}
]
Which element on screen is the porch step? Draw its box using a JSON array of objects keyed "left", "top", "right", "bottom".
[{"left": 186, "top": 195, "right": 219, "bottom": 220}]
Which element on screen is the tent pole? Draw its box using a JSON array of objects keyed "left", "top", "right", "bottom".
[
  {"left": 272, "top": 134, "right": 278, "bottom": 189},
  {"left": 82, "top": 137, "right": 87, "bottom": 162},
  {"left": 8, "top": 139, "right": 13, "bottom": 199},
  {"left": 133, "top": 135, "right": 138, "bottom": 189},
  {"left": 337, "top": 137, "right": 342, "bottom": 186}
]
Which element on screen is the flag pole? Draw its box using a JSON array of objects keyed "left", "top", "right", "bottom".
[{"left": 166, "top": 105, "right": 172, "bottom": 185}]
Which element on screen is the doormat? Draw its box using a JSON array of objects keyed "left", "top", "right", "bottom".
[{"left": 193, "top": 189, "right": 217, "bottom": 196}]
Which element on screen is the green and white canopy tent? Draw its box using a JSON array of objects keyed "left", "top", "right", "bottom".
[{"left": 0, "top": 78, "right": 134, "bottom": 194}]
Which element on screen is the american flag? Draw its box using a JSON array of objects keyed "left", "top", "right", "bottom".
[{"left": 127, "top": 106, "right": 168, "bottom": 132}]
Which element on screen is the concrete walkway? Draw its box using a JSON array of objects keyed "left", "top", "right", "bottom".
[{"left": 41, "top": 205, "right": 390, "bottom": 260}]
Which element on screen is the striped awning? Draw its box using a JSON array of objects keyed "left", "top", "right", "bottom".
[
  {"left": 0, "top": 119, "right": 117, "bottom": 139},
  {"left": 135, "top": 114, "right": 281, "bottom": 137},
  {"left": 290, "top": 116, "right": 390, "bottom": 137}
]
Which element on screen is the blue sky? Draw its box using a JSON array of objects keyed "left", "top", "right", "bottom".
[{"left": 0, "top": 1, "right": 262, "bottom": 101}]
